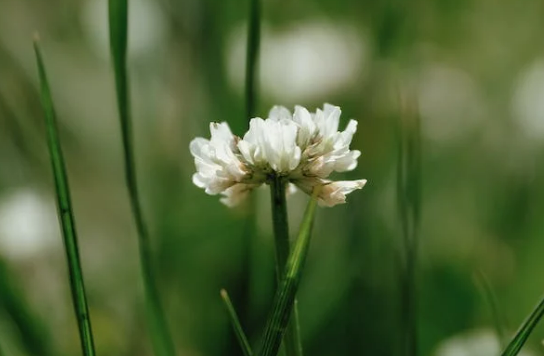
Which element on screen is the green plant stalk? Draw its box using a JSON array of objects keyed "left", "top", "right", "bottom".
[
  {"left": 397, "top": 91, "right": 421, "bottom": 356},
  {"left": 501, "top": 294, "right": 544, "bottom": 356},
  {"left": 269, "top": 176, "right": 304, "bottom": 356},
  {"left": 475, "top": 270, "right": 507, "bottom": 348},
  {"left": 221, "top": 289, "right": 253, "bottom": 356},
  {"left": 33, "top": 37, "right": 96, "bottom": 356},
  {"left": 258, "top": 187, "right": 320, "bottom": 356},
  {"left": 245, "top": 0, "right": 261, "bottom": 121},
  {"left": 108, "top": 1, "right": 175, "bottom": 355}
]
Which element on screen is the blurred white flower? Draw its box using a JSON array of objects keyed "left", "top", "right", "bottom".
[
  {"left": 190, "top": 104, "right": 366, "bottom": 207},
  {"left": 434, "top": 329, "right": 536, "bottom": 356},
  {"left": 226, "top": 22, "right": 366, "bottom": 101},
  {"left": 0, "top": 189, "right": 58, "bottom": 259}
]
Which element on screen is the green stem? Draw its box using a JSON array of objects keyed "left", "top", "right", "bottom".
[
  {"left": 221, "top": 289, "right": 253, "bottom": 356},
  {"left": 397, "top": 90, "right": 421, "bottom": 356},
  {"left": 269, "top": 176, "right": 303, "bottom": 356},
  {"left": 33, "top": 37, "right": 96, "bottom": 356},
  {"left": 259, "top": 188, "right": 320, "bottom": 356},
  {"left": 501, "top": 294, "right": 544, "bottom": 356},
  {"left": 245, "top": 0, "right": 261, "bottom": 121},
  {"left": 108, "top": 1, "right": 175, "bottom": 355}
]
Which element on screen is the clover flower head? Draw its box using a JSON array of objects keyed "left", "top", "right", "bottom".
[{"left": 190, "top": 104, "right": 367, "bottom": 207}]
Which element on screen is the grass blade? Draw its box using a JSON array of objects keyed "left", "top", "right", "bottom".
[
  {"left": 474, "top": 270, "right": 508, "bottom": 348},
  {"left": 245, "top": 0, "right": 261, "bottom": 121},
  {"left": 397, "top": 88, "right": 421, "bottom": 356},
  {"left": 501, "top": 294, "right": 544, "bottom": 356},
  {"left": 221, "top": 289, "right": 254, "bottom": 356},
  {"left": 258, "top": 187, "right": 321, "bottom": 356},
  {"left": 108, "top": 1, "right": 176, "bottom": 355},
  {"left": 0, "top": 258, "right": 54, "bottom": 356},
  {"left": 33, "top": 36, "right": 96, "bottom": 356}
]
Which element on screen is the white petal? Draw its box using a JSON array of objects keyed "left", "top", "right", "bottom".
[
  {"left": 220, "top": 183, "right": 258, "bottom": 207},
  {"left": 269, "top": 106, "right": 292, "bottom": 121},
  {"left": 318, "top": 179, "right": 367, "bottom": 207},
  {"left": 293, "top": 106, "right": 315, "bottom": 147}
]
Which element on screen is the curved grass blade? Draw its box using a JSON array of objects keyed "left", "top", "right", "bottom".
[
  {"left": 108, "top": 1, "right": 176, "bottom": 355},
  {"left": 474, "top": 270, "right": 507, "bottom": 348},
  {"left": 221, "top": 289, "right": 253, "bottom": 356},
  {"left": 0, "top": 258, "right": 54, "bottom": 356},
  {"left": 501, "top": 294, "right": 544, "bottom": 356},
  {"left": 258, "top": 188, "right": 321, "bottom": 356},
  {"left": 33, "top": 36, "right": 96, "bottom": 356}
]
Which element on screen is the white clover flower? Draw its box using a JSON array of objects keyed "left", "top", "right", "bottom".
[{"left": 190, "top": 104, "right": 367, "bottom": 207}]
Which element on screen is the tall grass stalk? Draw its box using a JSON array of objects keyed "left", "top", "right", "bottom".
[
  {"left": 236, "top": 0, "right": 262, "bottom": 342},
  {"left": 258, "top": 187, "right": 320, "bottom": 356},
  {"left": 501, "top": 294, "right": 544, "bottom": 356},
  {"left": 245, "top": 0, "right": 261, "bottom": 121},
  {"left": 108, "top": 1, "right": 175, "bottom": 355},
  {"left": 396, "top": 89, "right": 421, "bottom": 356},
  {"left": 33, "top": 37, "right": 96, "bottom": 356},
  {"left": 221, "top": 289, "right": 254, "bottom": 356}
]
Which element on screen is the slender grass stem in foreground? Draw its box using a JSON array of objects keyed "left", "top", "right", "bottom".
[
  {"left": 108, "top": 1, "right": 175, "bottom": 355},
  {"left": 269, "top": 176, "right": 303, "bottom": 356},
  {"left": 258, "top": 187, "right": 321, "bottom": 356},
  {"left": 501, "top": 294, "right": 544, "bottom": 356},
  {"left": 221, "top": 289, "right": 254, "bottom": 356},
  {"left": 33, "top": 37, "right": 96, "bottom": 356}
]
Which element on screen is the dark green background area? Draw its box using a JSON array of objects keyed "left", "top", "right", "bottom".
[{"left": 1, "top": 0, "right": 543, "bottom": 355}]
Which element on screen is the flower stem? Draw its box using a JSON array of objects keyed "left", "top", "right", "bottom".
[
  {"left": 108, "top": 1, "right": 175, "bottom": 354},
  {"left": 259, "top": 187, "right": 321, "bottom": 356},
  {"left": 269, "top": 176, "right": 303, "bottom": 356},
  {"left": 33, "top": 37, "right": 96, "bottom": 356}
]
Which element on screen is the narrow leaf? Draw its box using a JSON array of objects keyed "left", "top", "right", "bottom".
[
  {"left": 108, "top": 1, "right": 176, "bottom": 355},
  {"left": 474, "top": 270, "right": 507, "bottom": 348},
  {"left": 33, "top": 35, "right": 97, "bottom": 356},
  {"left": 501, "top": 294, "right": 544, "bottom": 356},
  {"left": 221, "top": 289, "right": 253, "bottom": 356},
  {"left": 258, "top": 188, "right": 321, "bottom": 356}
]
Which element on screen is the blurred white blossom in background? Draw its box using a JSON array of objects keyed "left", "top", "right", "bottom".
[
  {"left": 434, "top": 329, "right": 536, "bottom": 356},
  {"left": 0, "top": 189, "right": 58, "bottom": 260},
  {"left": 512, "top": 59, "right": 544, "bottom": 141},
  {"left": 226, "top": 21, "right": 366, "bottom": 102}
]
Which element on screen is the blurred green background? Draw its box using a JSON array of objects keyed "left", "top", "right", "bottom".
[{"left": 1, "top": 0, "right": 544, "bottom": 355}]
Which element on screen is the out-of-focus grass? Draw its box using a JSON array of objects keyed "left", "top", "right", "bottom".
[{"left": 0, "top": 0, "right": 544, "bottom": 355}]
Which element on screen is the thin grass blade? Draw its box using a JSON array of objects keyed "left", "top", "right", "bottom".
[
  {"left": 0, "top": 258, "right": 54, "bottom": 356},
  {"left": 108, "top": 1, "right": 176, "bottom": 355},
  {"left": 397, "top": 88, "right": 421, "bottom": 356},
  {"left": 474, "top": 270, "right": 507, "bottom": 348},
  {"left": 501, "top": 294, "right": 544, "bottom": 356},
  {"left": 258, "top": 188, "right": 321, "bottom": 356},
  {"left": 221, "top": 289, "right": 253, "bottom": 356},
  {"left": 33, "top": 36, "right": 96, "bottom": 356}
]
